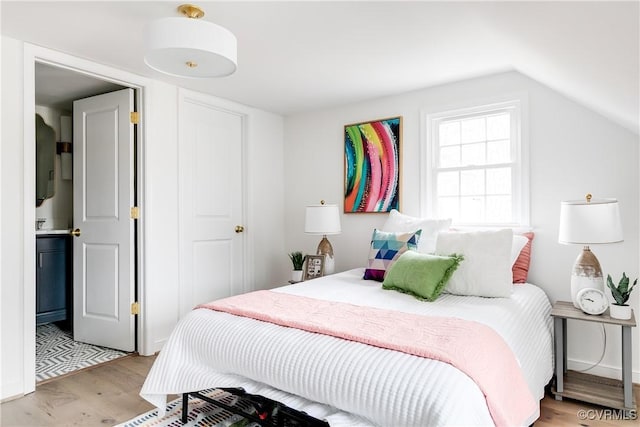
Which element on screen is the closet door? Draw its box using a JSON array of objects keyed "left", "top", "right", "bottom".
[{"left": 178, "top": 91, "right": 245, "bottom": 315}]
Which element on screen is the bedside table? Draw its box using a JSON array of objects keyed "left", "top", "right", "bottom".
[{"left": 551, "top": 301, "right": 637, "bottom": 412}]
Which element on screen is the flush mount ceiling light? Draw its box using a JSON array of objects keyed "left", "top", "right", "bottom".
[{"left": 144, "top": 4, "right": 237, "bottom": 78}]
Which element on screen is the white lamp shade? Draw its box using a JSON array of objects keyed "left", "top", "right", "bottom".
[
  {"left": 305, "top": 204, "right": 341, "bottom": 235},
  {"left": 144, "top": 17, "right": 237, "bottom": 78},
  {"left": 559, "top": 198, "right": 623, "bottom": 244}
]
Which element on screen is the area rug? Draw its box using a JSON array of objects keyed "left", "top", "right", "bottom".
[{"left": 117, "top": 389, "right": 255, "bottom": 427}]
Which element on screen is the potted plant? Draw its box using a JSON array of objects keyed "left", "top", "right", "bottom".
[
  {"left": 606, "top": 272, "right": 637, "bottom": 320},
  {"left": 288, "top": 251, "right": 305, "bottom": 282}
]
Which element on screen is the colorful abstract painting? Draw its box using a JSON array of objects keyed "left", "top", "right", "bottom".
[{"left": 344, "top": 117, "right": 401, "bottom": 213}]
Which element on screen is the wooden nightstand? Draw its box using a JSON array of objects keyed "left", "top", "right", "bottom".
[{"left": 551, "top": 301, "right": 637, "bottom": 412}]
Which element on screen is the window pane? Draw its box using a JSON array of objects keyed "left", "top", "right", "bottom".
[
  {"left": 437, "top": 171, "right": 459, "bottom": 196},
  {"left": 439, "top": 121, "right": 460, "bottom": 146},
  {"left": 487, "top": 140, "right": 511, "bottom": 164},
  {"left": 427, "top": 99, "right": 522, "bottom": 226},
  {"left": 486, "top": 113, "right": 510, "bottom": 140},
  {"left": 439, "top": 146, "right": 460, "bottom": 168},
  {"left": 460, "top": 196, "right": 484, "bottom": 223},
  {"left": 486, "top": 196, "right": 511, "bottom": 223},
  {"left": 438, "top": 196, "right": 459, "bottom": 219},
  {"left": 461, "top": 142, "right": 486, "bottom": 166},
  {"left": 460, "top": 169, "right": 484, "bottom": 195},
  {"left": 461, "top": 117, "right": 486, "bottom": 143},
  {"left": 486, "top": 167, "right": 511, "bottom": 195}
]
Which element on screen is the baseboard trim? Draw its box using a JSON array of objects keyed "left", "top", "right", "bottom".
[
  {"left": 0, "top": 381, "right": 24, "bottom": 403},
  {"left": 568, "top": 358, "right": 640, "bottom": 384},
  {"left": 149, "top": 338, "right": 168, "bottom": 355}
]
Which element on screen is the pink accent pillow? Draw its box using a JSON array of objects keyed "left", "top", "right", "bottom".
[{"left": 512, "top": 232, "right": 534, "bottom": 284}]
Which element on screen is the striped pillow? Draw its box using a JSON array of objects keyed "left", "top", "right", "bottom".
[
  {"left": 364, "top": 229, "right": 421, "bottom": 282},
  {"left": 513, "top": 232, "right": 534, "bottom": 284}
]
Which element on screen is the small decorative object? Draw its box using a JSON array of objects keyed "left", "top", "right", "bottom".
[
  {"left": 606, "top": 273, "right": 637, "bottom": 320},
  {"left": 288, "top": 251, "right": 304, "bottom": 283},
  {"left": 558, "top": 194, "right": 623, "bottom": 308},
  {"left": 344, "top": 116, "right": 401, "bottom": 213},
  {"left": 305, "top": 201, "right": 341, "bottom": 275},
  {"left": 303, "top": 255, "right": 325, "bottom": 281},
  {"left": 58, "top": 116, "right": 73, "bottom": 181},
  {"left": 576, "top": 288, "right": 608, "bottom": 315}
]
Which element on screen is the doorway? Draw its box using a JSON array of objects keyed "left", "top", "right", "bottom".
[{"left": 33, "top": 62, "right": 138, "bottom": 382}]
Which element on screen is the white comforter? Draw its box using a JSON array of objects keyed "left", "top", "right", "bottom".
[{"left": 141, "top": 268, "right": 553, "bottom": 426}]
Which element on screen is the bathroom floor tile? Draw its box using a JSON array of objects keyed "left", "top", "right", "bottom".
[{"left": 36, "top": 322, "right": 129, "bottom": 382}]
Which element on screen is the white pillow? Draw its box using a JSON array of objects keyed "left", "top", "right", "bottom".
[
  {"left": 382, "top": 209, "right": 451, "bottom": 254},
  {"left": 435, "top": 229, "right": 513, "bottom": 297},
  {"left": 511, "top": 234, "right": 529, "bottom": 267}
]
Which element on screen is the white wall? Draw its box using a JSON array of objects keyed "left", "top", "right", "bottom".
[
  {"left": 246, "top": 110, "right": 287, "bottom": 290},
  {"left": 283, "top": 70, "right": 640, "bottom": 382},
  {"left": 0, "top": 36, "right": 286, "bottom": 399},
  {"left": 140, "top": 80, "right": 181, "bottom": 355},
  {"left": 1, "top": 35, "right": 26, "bottom": 401}
]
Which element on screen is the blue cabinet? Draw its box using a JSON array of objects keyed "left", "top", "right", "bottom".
[{"left": 36, "top": 235, "right": 71, "bottom": 325}]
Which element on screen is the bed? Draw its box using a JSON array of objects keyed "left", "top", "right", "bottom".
[{"left": 140, "top": 267, "right": 553, "bottom": 426}]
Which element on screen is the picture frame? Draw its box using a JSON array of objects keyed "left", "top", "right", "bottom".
[
  {"left": 303, "top": 255, "right": 325, "bottom": 281},
  {"left": 344, "top": 116, "right": 402, "bottom": 213}
]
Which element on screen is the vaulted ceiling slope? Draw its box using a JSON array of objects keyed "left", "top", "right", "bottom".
[{"left": 2, "top": 1, "right": 638, "bottom": 134}]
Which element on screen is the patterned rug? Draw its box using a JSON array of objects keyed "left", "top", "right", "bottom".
[
  {"left": 36, "top": 322, "right": 129, "bottom": 382},
  {"left": 117, "top": 389, "right": 256, "bottom": 427}
]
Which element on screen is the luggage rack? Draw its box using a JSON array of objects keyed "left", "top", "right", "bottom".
[{"left": 182, "top": 388, "right": 331, "bottom": 427}]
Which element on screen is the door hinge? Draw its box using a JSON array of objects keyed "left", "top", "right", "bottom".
[
  {"left": 130, "top": 206, "right": 139, "bottom": 219},
  {"left": 131, "top": 302, "right": 140, "bottom": 315},
  {"left": 130, "top": 111, "right": 139, "bottom": 124}
]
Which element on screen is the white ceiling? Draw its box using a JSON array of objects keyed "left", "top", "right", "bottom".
[
  {"left": 34, "top": 62, "right": 125, "bottom": 110},
  {"left": 2, "top": 1, "right": 638, "bottom": 133}
]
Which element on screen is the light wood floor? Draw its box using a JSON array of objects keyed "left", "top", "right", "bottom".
[
  {"left": 1, "top": 354, "right": 638, "bottom": 426},
  {"left": 0, "top": 354, "right": 160, "bottom": 426}
]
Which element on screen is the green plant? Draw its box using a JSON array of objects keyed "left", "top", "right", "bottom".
[
  {"left": 288, "top": 251, "right": 305, "bottom": 271},
  {"left": 606, "top": 272, "right": 637, "bottom": 306}
]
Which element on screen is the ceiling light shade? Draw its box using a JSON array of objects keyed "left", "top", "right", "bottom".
[{"left": 144, "top": 5, "right": 237, "bottom": 78}]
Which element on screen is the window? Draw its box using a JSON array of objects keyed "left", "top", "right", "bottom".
[{"left": 424, "top": 99, "right": 528, "bottom": 227}]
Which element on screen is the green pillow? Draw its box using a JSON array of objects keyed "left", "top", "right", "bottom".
[{"left": 382, "top": 251, "right": 463, "bottom": 301}]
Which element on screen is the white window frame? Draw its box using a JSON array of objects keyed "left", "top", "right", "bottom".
[{"left": 422, "top": 96, "right": 529, "bottom": 227}]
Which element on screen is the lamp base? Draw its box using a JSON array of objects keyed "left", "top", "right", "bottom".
[
  {"left": 570, "top": 246, "right": 604, "bottom": 308},
  {"left": 317, "top": 235, "right": 335, "bottom": 275}
]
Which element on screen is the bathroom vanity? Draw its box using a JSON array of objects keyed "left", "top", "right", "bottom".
[{"left": 36, "top": 231, "right": 72, "bottom": 325}]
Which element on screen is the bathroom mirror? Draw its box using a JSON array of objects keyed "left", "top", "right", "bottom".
[{"left": 36, "top": 114, "right": 55, "bottom": 206}]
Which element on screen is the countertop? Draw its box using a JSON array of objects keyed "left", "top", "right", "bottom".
[{"left": 35, "top": 229, "right": 71, "bottom": 236}]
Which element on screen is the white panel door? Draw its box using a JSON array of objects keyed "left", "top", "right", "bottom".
[
  {"left": 73, "top": 88, "right": 135, "bottom": 352},
  {"left": 179, "top": 95, "right": 244, "bottom": 315}
]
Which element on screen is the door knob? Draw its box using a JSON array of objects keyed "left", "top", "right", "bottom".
[
  {"left": 71, "top": 228, "right": 81, "bottom": 237},
  {"left": 235, "top": 225, "right": 245, "bottom": 233}
]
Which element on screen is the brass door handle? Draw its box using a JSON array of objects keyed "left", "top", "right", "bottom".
[
  {"left": 235, "top": 225, "right": 245, "bottom": 233},
  {"left": 71, "top": 228, "right": 81, "bottom": 237}
]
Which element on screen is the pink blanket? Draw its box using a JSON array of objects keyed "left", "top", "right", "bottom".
[{"left": 198, "top": 290, "right": 537, "bottom": 426}]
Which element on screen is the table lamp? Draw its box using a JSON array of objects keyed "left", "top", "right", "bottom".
[
  {"left": 305, "top": 200, "right": 341, "bottom": 275},
  {"left": 558, "top": 194, "right": 623, "bottom": 308}
]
